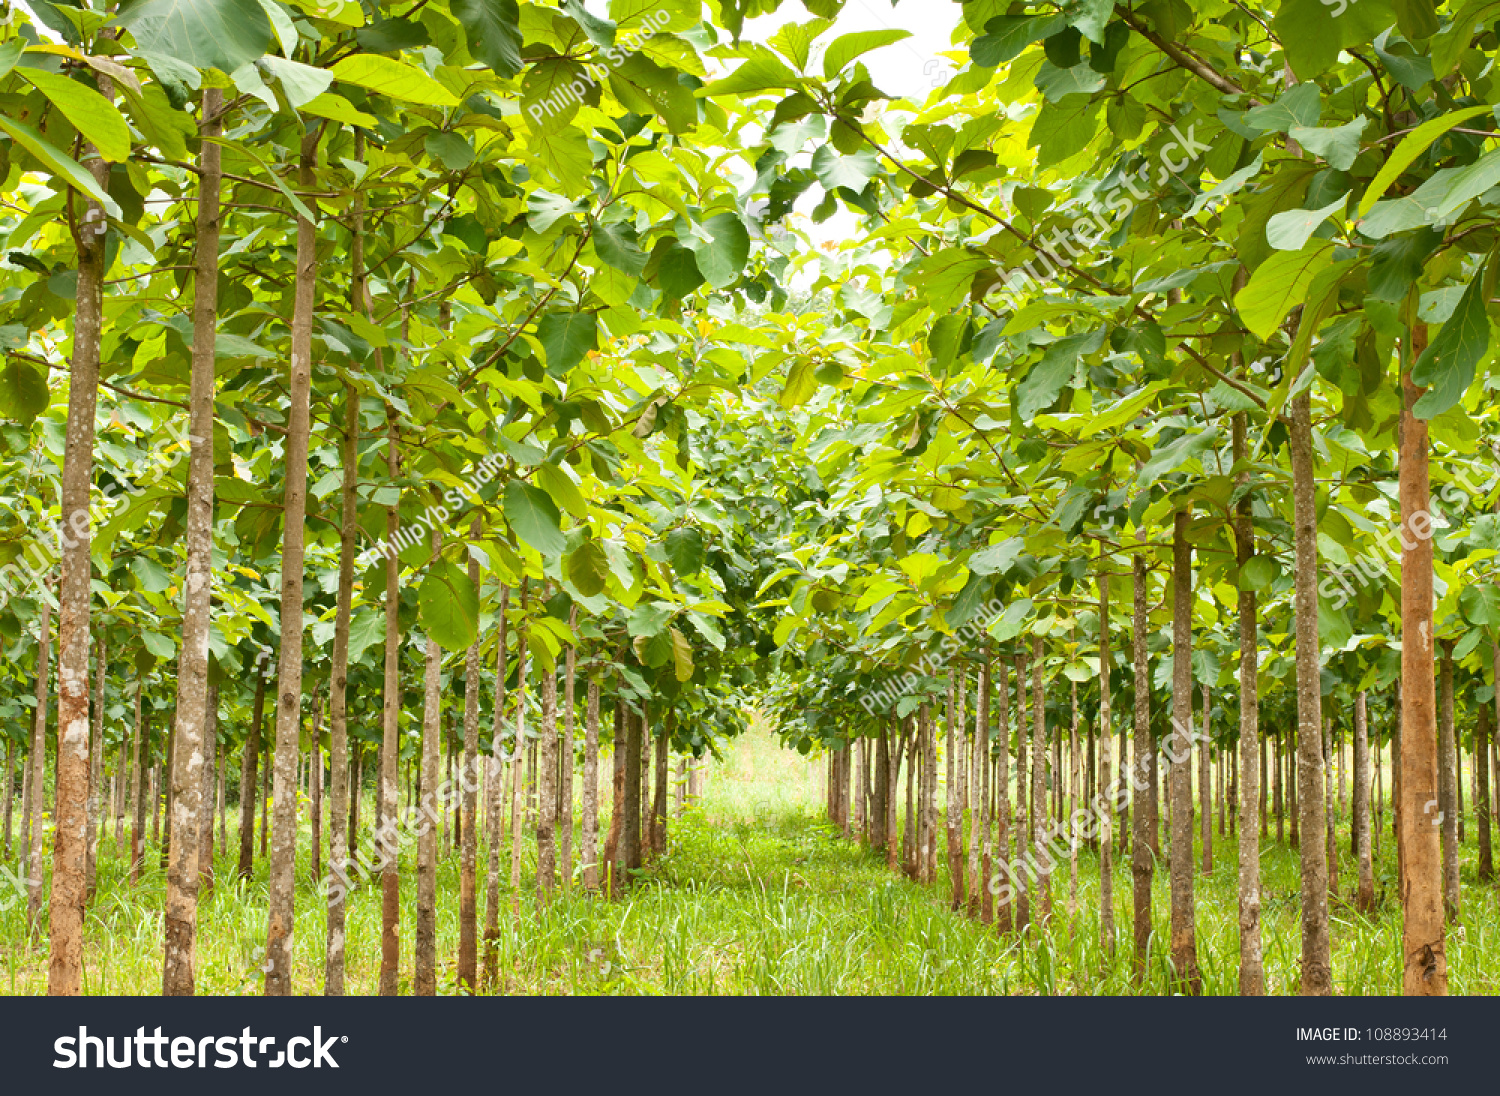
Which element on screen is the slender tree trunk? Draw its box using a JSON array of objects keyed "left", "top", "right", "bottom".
[
  {"left": 1287, "top": 391, "right": 1332, "bottom": 995},
  {"left": 200, "top": 685, "right": 218, "bottom": 895},
  {"left": 377, "top": 417, "right": 402, "bottom": 995},
  {"left": 946, "top": 682, "right": 963, "bottom": 909},
  {"left": 1030, "top": 640, "right": 1050, "bottom": 919},
  {"left": 1168, "top": 509, "right": 1200, "bottom": 994},
  {"left": 48, "top": 68, "right": 119, "bottom": 993},
  {"left": 130, "top": 676, "right": 144, "bottom": 884},
  {"left": 536, "top": 657, "right": 558, "bottom": 898},
  {"left": 1234, "top": 409, "right": 1265, "bottom": 993},
  {"left": 581, "top": 675, "right": 600, "bottom": 892},
  {"left": 160, "top": 87, "right": 221, "bottom": 997},
  {"left": 456, "top": 535, "right": 482, "bottom": 993},
  {"left": 1067, "top": 677, "right": 1080, "bottom": 924},
  {"left": 308, "top": 694, "right": 321, "bottom": 883},
  {"left": 995, "top": 656, "right": 1011, "bottom": 933},
  {"left": 1479, "top": 677, "right": 1493, "bottom": 882},
  {"left": 873, "top": 722, "right": 889, "bottom": 855},
  {"left": 968, "top": 655, "right": 989, "bottom": 918},
  {"left": 1013, "top": 655, "right": 1029, "bottom": 930},
  {"left": 885, "top": 718, "right": 900, "bottom": 871},
  {"left": 263, "top": 131, "right": 319, "bottom": 998},
  {"left": 1438, "top": 642, "right": 1460, "bottom": 922},
  {"left": 1200, "top": 684, "right": 1212, "bottom": 875},
  {"left": 560, "top": 607, "right": 577, "bottom": 890},
  {"left": 415, "top": 531, "right": 443, "bottom": 996},
  {"left": 603, "top": 703, "right": 624, "bottom": 890},
  {"left": 1399, "top": 343, "right": 1446, "bottom": 995},
  {"left": 27, "top": 595, "right": 51, "bottom": 934},
  {"left": 1323, "top": 718, "right": 1338, "bottom": 901},
  {"left": 2, "top": 736, "right": 13, "bottom": 858},
  {"left": 508, "top": 593, "right": 530, "bottom": 911},
  {"left": 649, "top": 712, "right": 668, "bottom": 858},
  {"left": 1355, "top": 692, "right": 1375, "bottom": 913},
  {"left": 621, "top": 706, "right": 643, "bottom": 879},
  {"left": 1098, "top": 566, "right": 1114, "bottom": 951},
  {"left": 85, "top": 634, "right": 105, "bottom": 900},
  {"left": 481, "top": 589, "right": 508, "bottom": 984},
  {"left": 1130, "top": 555, "right": 1153, "bottom": 971}
]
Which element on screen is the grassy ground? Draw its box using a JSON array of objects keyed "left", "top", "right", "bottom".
[{"left": 2, "top": 729, "right": 1498, "bottom": 994}]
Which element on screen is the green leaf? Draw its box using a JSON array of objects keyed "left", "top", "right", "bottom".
[
  {"left": 668, "top": 625, "right": 694, "bottom": 682},
  {"left": 565, "top": 539, "right": 610, "bottom": 597},
  {"left": 811, "top": 144, "right": 877, "bottom": 191},
  {"left": 0, "top": 117, "right": 121, "bottom": 217},
  {"left": 1015, "top": 329, "right": 1104, "bottom": 419},
  {"left": 1288, "top": 117, "right": 1366, "bottom": 171},
  {"left": 0, "top": 359, "right": 49, "bottom": 423},
  {"left": 504, "top": 480, "right": 565, "bottom": 557},
  {"left": 663, "top": 526, "right": 704, "bottom": 576},
  {"left": 1460, "top": 583, "right": 1500, "bottom": 628},
  {"left": 17, "top": 68, "right": 132, "bottom": 162},
  {"left": 418, "top": 559, "right": 479, "bottom": 651},
  {"left": 1244, "top": 82, "right": 1321, "bottom": 134},
  {"left": 594, "top": 222, "right": 647, "bottom": 275},
  {"left": 986, "top": 598, "right": 1032, "bottom": 641},
  {"left": 141, "top": 631, "right": 175, "bottom": 659},
  {"left": 536, "top": 311, "right": 598, "bottom": 373},
  {"left": 701, "top": 50, "right": 799, "bottom": 96},
  {"left": 536, "top": 461, "right": 588, "bottom": 518},
  {"left": 346, "top": 608, "right": 385, "bottom": 664},
  {"left": 1358, "top": 106, "right": 1491, "bottom": 216},
  {"left": 328, "top": 54, "right": 459, "bottom": 106},
  {"left": 1238, "top": 554, "right": 1280, "bottom": 592},
  {"left": 297, "top": 92, "right": 377, "bottom": 128},
  {"left": 131, "top": 555, "right": 171, "bottom": 593},
  {"left": 970, "top": 13, "right": 1069, "bottom": 67},
  {"left": 452, "top": 0, "right": 522, "bottom": 77},
  {"left": 780, "top": 357, "right": 818, "bottom": 408},
  {"left": 1265, "top": 192, "right": 1348, "bottom": 251},
  {"left": 685, "top": 211, "right": 750, "bottom": 288},
  {"left": 1233, "top": 239, "right": 1336, "bottom": 340},
  {"left": 1432, "top": 0, "right": 1500, "bottom": 75},
  {"left": 259, "top": 55, "right": 332, "bottom": 108},
  {"left": 1411, "top": 268, "right": 1492, "bottom": 419},
  {"left": 115, "top": 0, "right": 272, "bottom": 73},
  {"left": 821, "top": 28, "right": 910, "bottom": 78}
]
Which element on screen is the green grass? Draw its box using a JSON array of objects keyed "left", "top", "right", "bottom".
[{"left": 2, "top": 731, "right": 1498, "bottom": 994}]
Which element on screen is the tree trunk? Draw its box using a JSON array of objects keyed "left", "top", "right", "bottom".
[
  {"left": 415, "top": 532, "right": 443, "bottom": 996},
  {"left": 263, "top": 131, "right": 319, "bottom": 998},
  {"left": 536, "top": 656, "right": 558, "bottom": 898},
  {"left": 27, "top": 595, "right": 51, "bottom": 935},
  {"left": 85, "top": 634, "right": 105, "bottom": 900},
  {"left": 873, "top": 722, "right": 889, "bottom": 855},
  {"left": 1013, "top": 654, "right": 1029, "bottom": 930},
  {"left": 1399, "top": 345, "right": 1446, "bottom": 995},
  {"left": 1437, "top": 642, "right": 1459, "bottom": 922},
  {"left": 968, "top": 655, "right": 989, "bottom": 918},
  {"left": 581, "top": 675, "right": 600, "bottom": 892},
  {"left": 1068, "top": 678, "right": 1080, "bottom": 924},
  {"left": 2, "top": 735, "right": 13, "bottom": 858},
  {"left": 901, "top": 721, "right": 916, "bottom": 878},
  {"left": 1355, "top": 691, "right": 1375, "bottom": 913},
  {"left": 308, "top": 693, "right": 321, "bottom": 883},
  {"left": 1233, "top": 409, "right": 1265, "bottom": 993},
  {"left": 160, "top": 87, "right": 221, "bottom": 997},
  {"left": 621, "top": 705, "right": 643, "bottom": 880},
  {"left": 1130, "top": 554, "right": 1153, "bottom": 971},
  {"left": 559, "top": 607, "right": 577, "bottom": 889},
  {"left": 456, "top": 537, "right": 482, "bottom": 993},
  {"left": 1030, "top": 640, "right": 1050, "bottom": 919},
  {"left": 1479, "top": 672, "right": 1493, "bottom": 882},
  {"left": 946, "top": 682, "right": 963, "bottom": 909},
  {"left": 602, "top": 703, "right": 624, "bottom": 891},
  {"left": 130, "top": 676, "right": 144, "bottom": 884},
  {"left": 1168, "top": 509, "right": 1200, "bottom": 994},
  {"left": 1200, "top": 684, "right": 1212, "bottom": 875},
  {"left": 994, "top": 655, "right": 1011, "bottom": 932},
  {"left": 1323, "top": 718, "right": 1338, "bottom": 902},
  {"left": 508, "top": 592, "right": 530, "bottom": 911},
  {"left": 481, "top": 588, "right": 508, "bottom": 985},
  {"left": 650, "top": 712, "right": 668, "bottom": 858},
  {"left": 1097, "top": 567, "right": 1114, "bottom": 951},
  {"left": 200, "top": 684, "right": 218, "bottom": 895}
]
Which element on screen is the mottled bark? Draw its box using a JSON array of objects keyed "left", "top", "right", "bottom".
[
  {"left": 1355, "top": 692, "right": 1374, "bottom": 913},
  {"left": 1168, "top": 510, "right": 1200, "bottom": 994},
  {"left": 263, "top": 131, "right": 318, "bottom": 998},
  {"left": 238, "top": 657, "right": 266, "bottom": 881},
  {"left": 1438, "top": 643, "right": 1459, "bottom": 922},
  {"left": 1030, "top": 640, "right": 1050, "bottom": 920},
  {"left": 85, "top": 634, "right": 105, "bottom": 899},
  {"left": 560, "top": 608, "right": 577, "bottom": 889},
  {"left": 415, "top": 533, "right": 443, "bottom": 996},
  {"left": 1399, "top": 346, "right": 1445, "bottom": 994},
  {"left": 481, "top": 588, "right": 508, "bottom": 984},
  {"left": 581, "top": 675, "right": 600, "bottom": 892},
  {"left": 26, "top": 595, "right": 51, "bottom": 934},
  {"left": 1098, "top": 566, "right": 1114, "bottom": 951},
  {"left": 457, "top": 543, "right": 482, "bottom": 992},
  {"left": 536, "top": 657, "right": 558, "bottom": 898}
]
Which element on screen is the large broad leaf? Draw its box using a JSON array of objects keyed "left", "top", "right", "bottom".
[
  {"left": 418, "top": 559, "right": 479, "bottom": 651},
  {"left": 345, "top": 608, "right": 385, "bottom": 664},
  {"left": 668, "top": 625, "right": 694, "bottom": 682},
  {"left": 1265, "top": 192, "right": 1348, "bottom": 251},
  {"left": 1411, "top": 268, "right": 1492, "bottom": 419},
  {"left": 1234, "top": 239, "right": 1335, "bottom": 340},
  {"left": 1015, "top": 328, "right": 1105, "bottom": 419},
  {"left": 821, "top": 28, "right": 909, "bottom": 78},
  {"left": 663, "top": 526, "right": 704, "bottom": 576},
  {"left": 986, "top": 598, "right": 1032, "bottom": 641},
  {"left": 0, "top": 117, "right": 121, "bottom": 217},
  {"left": 1358, "top": 106, "right": 1491, "bottom": 215},
  {"left": 503, "top": 480, "right": 565, "bottom": 557},
  {"left": 328, "top": 54, "right": 459, "bottom": 105},
  {"left": 115, "top": 0, "right": 272, "bottom": 72},
  {"left": 17, "top": 69, "right": 131, "bottom": 162},
  {"left": 685, "top": 211, "right": 750, "bottom": 288},
  {"left": 811, "top": 144, "right": 877, "bottom": 191},
  {"left": 1460, "top": 584, "right": 1500, "bottom": 629},
  {"left": 970, "top": 14, "right": 1069, "bottom": 67},
  {"left": 452, "top": 0, "right": 522, "bottom": 77},
  {"left": 536, "top": 311, "right": 598, "bottom": 373},
  {"left": 0, "top": 359, "right": 49, "bottom": 424},
  {"left": 535, "top": 461, "right": 587, "bottom": 518},
  {"left": 565, "top": 539, "right": 610, "bottom": 597}
]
